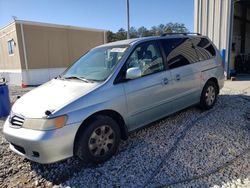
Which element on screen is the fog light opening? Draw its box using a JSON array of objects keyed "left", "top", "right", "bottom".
[
  {"left": 11, "top": 143, "right": 26, "bottom": 154},
  {"left": 32, "top": 151, "right": 40, "bottom": 158}
]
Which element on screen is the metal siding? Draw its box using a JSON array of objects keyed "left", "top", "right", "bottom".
[
  {"left": 15, "top": 23, "right": 27, "bottom": 70},
  {"left": 21, "top": 23, "right": 105, "bottom": 69},
  {"left": 0, "top": 23, "right": 22, "bottom": 70},
  {"left": 208, "top": 0, "right": 214, "bottom": 40},
  {"left": 198, "top": 0, "right": 202, "bottom": 33},
  {"left": 201, "top": 0, "right": 207, "bottom": 36},
  {"left": 23, "top": 24, "right": 50, "bottom": 69},
  {"left": 194, "top": 0, "right": 199, "bottom": 33},
  {"left": 213, "top": 0, "right": 220, "bottom": 48},
  {"left": 67, "top": 29, "right": 104, "bottom": 64},
  {"left": 220, "top": 0, "right": 226, "bottom": 49}
]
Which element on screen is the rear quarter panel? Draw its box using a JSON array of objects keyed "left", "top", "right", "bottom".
[{"left": 200, "top": 58, "right": 225, "bottom": 91}]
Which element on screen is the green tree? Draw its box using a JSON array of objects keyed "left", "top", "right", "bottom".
[
  {"left": 129, "top": 27, "right": 138, "bottom": 38},
  {"left": 157, "top": 24, "right": 165, "bottom": 35},
  {"left": 166, "top": 22, "right": 189, "bottom": 33},
  {"left": 164, "top": 23, "right": 174, "bottom": 33},
  {"left": 106, "top": 23, "right": 189, "bottom": 42},
  {"left": 116, "top": 28, "right": 127, "bottom": 40},
  {"left": 151, "top": 26, "right": 158, "bottom": 36},
  {"left": 106, "top": 31, "right": 117, "bottom": 42},
  {"left": 137, "top": 26, "right": 148, "bottom": 37}
]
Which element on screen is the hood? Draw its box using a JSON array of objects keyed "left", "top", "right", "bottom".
[{"left": 12, "top": 79, "right": 100, "bottom": 118}]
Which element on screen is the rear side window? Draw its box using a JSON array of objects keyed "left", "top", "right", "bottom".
[
  {"left": 161, "top": 38, "right": 199, "bottom": 69},
  {"left": 191, "top": 37, "right": 216, "bottom": 61}
]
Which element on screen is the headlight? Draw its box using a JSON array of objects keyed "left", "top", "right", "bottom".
[{"left": 23, "top": 115, "right": 67, "bottom": 130}]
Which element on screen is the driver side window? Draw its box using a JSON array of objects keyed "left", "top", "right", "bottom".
[{"left": 127, "top": 42, "right": 164, "bottom": 77}]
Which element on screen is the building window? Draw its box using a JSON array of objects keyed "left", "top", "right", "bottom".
[{"left": 7, "top": 39, "right": 15, "bottom": 55}]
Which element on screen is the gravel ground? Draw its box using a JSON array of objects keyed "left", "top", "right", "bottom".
[{"left": 0, "top": 84, "right": 250, "bottom": 188}]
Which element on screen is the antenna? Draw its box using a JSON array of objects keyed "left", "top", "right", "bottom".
[{"left": 12, "top": 16, "right": 17, "bottom": 21}]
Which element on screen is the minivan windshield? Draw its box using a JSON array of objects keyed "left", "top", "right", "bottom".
[{"left": 61, "top": 45, "right": 129, "bottom": 82}]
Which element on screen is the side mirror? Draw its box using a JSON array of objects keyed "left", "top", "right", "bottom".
[{"left": 126, "top": 67, "right": 142, "bottom": 80}]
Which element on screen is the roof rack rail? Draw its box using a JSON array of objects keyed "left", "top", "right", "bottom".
[{"left": 161, "top": 32, "right": 201, "bottom": 37}]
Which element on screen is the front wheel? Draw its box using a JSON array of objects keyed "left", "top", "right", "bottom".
[
  {"left": 75, "top": 115, "right": 121, "bottom": 164},
  {"left": 200, "top": 81, "right": 218, "bottom": 110}
]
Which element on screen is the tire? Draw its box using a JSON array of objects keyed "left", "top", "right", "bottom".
[
  {"left": 75, "top": 115, "right": 121, "bottom": 164},
  {"left": 200, "top": 80, "right": 218, "bottom": 110}
]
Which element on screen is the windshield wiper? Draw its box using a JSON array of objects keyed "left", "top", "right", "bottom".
[
  {"left": 55, "top": 75, "right": 62, "bottom": 79},
  {"left": 63, "top": 76, "right": 92, "bottom": 83}
]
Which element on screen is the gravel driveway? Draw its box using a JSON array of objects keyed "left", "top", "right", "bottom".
[{"left": 0, "top": 82, "right": 250, "bottom": 188}]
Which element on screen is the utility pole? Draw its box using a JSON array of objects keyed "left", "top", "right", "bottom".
[{"left": 126, "top": 0, "right": 130, "bottom": 39}]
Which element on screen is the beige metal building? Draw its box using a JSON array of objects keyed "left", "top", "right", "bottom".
[
  {"left": 0, "top": 20, "right": 107, "bottom": 86},
  {"left": 194, "top": 0, "right": 250, "bottom": 78}
]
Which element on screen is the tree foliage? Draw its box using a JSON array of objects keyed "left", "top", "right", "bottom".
[{"left": 107, "top": 22, "right": 189, "bottom": 42}]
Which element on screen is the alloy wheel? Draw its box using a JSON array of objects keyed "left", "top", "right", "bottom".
[{"left": 205, "top": 86, "right": 216, "bottom": 106}]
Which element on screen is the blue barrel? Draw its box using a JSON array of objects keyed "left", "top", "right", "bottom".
[
  {"left": 220, "top": 49, "right": 226, "bottom": 70},
  {"left": 0, "top": 83, "right": 11, "bottom": 117}
]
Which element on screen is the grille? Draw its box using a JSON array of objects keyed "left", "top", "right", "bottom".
[{"left": 10, "top": 115, "right": 25, "bottom": 128}]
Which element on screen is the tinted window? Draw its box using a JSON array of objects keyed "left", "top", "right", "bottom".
[
  {"left": 192, "top": 37, "right": 216, "bottom": 61},
  {"left": 127, "top": 41, "right": 164, "bottom": 77},
  {"left": 162, "top": 38, "right": 199, "bottom": 69}
]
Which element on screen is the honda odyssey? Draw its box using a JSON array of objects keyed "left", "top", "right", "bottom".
[{"left": 4, "top": 33, "right": 224, "bottom": 164}]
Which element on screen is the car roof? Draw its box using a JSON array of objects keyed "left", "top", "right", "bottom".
[{"left": 96, "top": 38, "right": 141, "bottom": 48}]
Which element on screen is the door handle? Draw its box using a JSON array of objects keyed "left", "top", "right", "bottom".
[
  {"left": 176, "top": 74, "right": 181, "bottom": 81},
  {"left": 162, "top": 78, "right": 169, "bottom": 85}
]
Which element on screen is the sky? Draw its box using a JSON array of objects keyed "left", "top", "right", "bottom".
[{"left": 0, "top": 0, "right": 194, "bottom": 32}]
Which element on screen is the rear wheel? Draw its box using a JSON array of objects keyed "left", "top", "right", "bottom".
[
  {"left": 75, "top": 115, "right": 121, "bottom": 164},
  {"left": 200, "top": 81, "right": 218, "bottom": 110}
]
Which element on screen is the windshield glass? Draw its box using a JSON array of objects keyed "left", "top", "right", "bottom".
[{"left": 61, "top": 45, "right": 128, "bottom": 81}]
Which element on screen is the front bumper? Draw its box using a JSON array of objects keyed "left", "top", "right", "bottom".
[{"left": 3, "top": 117, "right": 80, "bottom": 164}]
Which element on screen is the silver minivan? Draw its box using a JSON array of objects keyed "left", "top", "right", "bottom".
[{"left": 4, "top": 34, "right": 224, "bottom": 164}]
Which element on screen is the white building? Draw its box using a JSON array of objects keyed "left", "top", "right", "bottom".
[
  {"left": 194, "top": 0, "right": 250, "bottom": 78},
  {"left": 0, "top": 20, "right": 106, "bottom": 86}
]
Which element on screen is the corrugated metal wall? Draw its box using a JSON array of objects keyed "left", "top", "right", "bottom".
[{"left": 194, "top": 0, "right": 233, "bottom": 76}]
